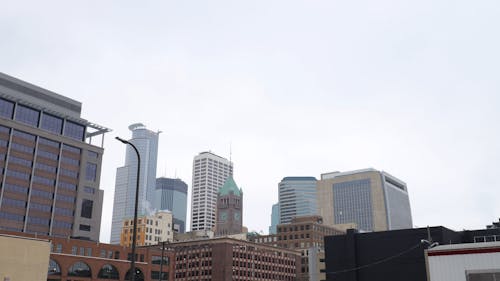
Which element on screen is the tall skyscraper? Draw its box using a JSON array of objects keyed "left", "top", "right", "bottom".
[
  {"left": 154, "top": 177, "right": 188, "bottom": 233},
  {"left": 110, "top": 123, "right": 160, "bottom": 244},
  {"left": 317, "top": 168, "right": 413, "bottom": 231},
  {"left": 190, "top": 151, "right": 233, "bottom": 231},
  {"left": 269, "top": 202, "right": 280, "bottom": 234},
  {"left": 278, "top": 177, "right": 318, "bottom": 224},
  {"left": 0, "top": 73, "right": 109, "bottom": 241},
  {"left": 215, "top": 176, "right": 243, "bottom": 236}
]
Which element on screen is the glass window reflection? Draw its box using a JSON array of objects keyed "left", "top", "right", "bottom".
[
  {"left": 15, "top": 104, "right": 40, "bottom": 127},
  {"left": 41, "top": 113, "right": 63, "bottom": 134}
]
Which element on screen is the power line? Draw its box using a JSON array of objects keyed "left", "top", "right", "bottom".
[{"left": 325, "top": 242, "right": 423, "bottom": 275}]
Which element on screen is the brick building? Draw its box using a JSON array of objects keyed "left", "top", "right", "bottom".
[
  {"left": 251, "top": 216, "right": 344, "bottom": 281},
  {"left": 172, "top": 237, "right": 301, "bottom": 281},
  {"left": 0, "top": 230, "right": 174, "bottom": 281}
]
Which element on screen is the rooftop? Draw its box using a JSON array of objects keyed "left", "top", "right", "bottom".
[{"left": 218, "top": 176, "right": 242, "bottom": 196}]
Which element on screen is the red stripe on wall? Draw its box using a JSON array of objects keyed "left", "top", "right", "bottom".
[{"left": 428, "top": 247, "right": 500, "bottom": 256}]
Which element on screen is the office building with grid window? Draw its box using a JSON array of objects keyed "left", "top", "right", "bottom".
[
  {"left": 279, "top": 177, "right": 318, "bottom": 224},
  {"left": 190, "top": 151, "right": 233, "bottom": 231},
  {"left": 154, "top": 177, "right": 188, "bottom": 233},
  {"left": 0, "top": 72, "right": 109, "bottom": 241},
  {"left": 317, "top": 168, "right": 412, "bottom": 232}
]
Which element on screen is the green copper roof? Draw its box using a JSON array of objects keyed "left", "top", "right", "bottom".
[{"left": 218, "top": 176, "right": 242, "bottom": 196}]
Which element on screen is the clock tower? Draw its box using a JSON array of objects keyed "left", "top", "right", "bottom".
[{"left": 215, "top": 176, "right": 243, "bottom": 236}]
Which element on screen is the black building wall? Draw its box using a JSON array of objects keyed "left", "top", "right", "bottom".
[{"left": 323, "top": 226, "right": 500, "bottom": 281}]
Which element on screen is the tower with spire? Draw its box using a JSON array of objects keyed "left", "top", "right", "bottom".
[{"left": 215, "top": 176, "right": 243, "bottom": 236}]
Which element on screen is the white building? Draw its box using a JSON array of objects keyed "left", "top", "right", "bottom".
[
  {"left": 190, "top": 152, "right": 233, "bottom": 231},
  {"left": 121, "top": 210, "right": 173, "bottom": 246},
  {"left": 426, "top": 241, "right": 500, "bottom": 281},
  {"left": 110, "top": 123, "right": 160, "bottom": 244}
]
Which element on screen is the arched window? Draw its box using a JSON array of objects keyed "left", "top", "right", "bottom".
[
  {"left": 98, "top": 264, "right": 120, "bottom": 279},
  {"left": 125, "top": 267, "right": 144, "bottom": 281},
  {"left": 48, "top": 259, "right": 61, "bottom": 275},
  {"left": 68, "top": 261, "right": 91, "bottom": 277}
]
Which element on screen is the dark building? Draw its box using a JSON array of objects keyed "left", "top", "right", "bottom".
[
  {"left": 323, "top": 226, "right": 500, "bottom": 281},
  {"left": 487, "top": 218, "right": 500, "bottom": 229},
  {"left": 215, "top": 176, "right": 243, "bottom": 236},
  {"left": 0, "top": 73, "right": 109, "bottom": 241},
  {"left": 154, "top": 177, "right": 188, "bottom": 233}
]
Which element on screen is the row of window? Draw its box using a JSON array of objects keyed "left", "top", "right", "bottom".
[{"left": 0, "top": 97, "right": 86, "bottom": 141}]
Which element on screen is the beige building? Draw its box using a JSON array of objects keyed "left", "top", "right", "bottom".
[
  {"left": 0, "top": 233, "right": 50, "bottom": 281},
  {"left": 120, "top": 210, "right": 173, "bottom": 247},
  {"left": 317, "top": 168, "right": 412, "bottom": 232}
]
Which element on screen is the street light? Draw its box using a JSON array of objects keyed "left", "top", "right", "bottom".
[{"left": 116, "top": 136, "right": 141, "bottom": 281}]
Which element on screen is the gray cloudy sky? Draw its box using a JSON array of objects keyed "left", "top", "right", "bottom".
[{"left": 1, "top": 1, "right": 499, "bottom": 242}]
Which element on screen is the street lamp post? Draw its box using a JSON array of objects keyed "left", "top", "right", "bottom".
[
  {"left": 116, "top": 136, "right": 141, "bottom": 281},
  {"left": 159, "top": 241, "right": 166, "bottom": 281}
]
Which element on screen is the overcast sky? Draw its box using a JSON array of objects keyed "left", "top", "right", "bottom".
[{"left": 1, "top": 1, "right": 499, "bottom": 242}]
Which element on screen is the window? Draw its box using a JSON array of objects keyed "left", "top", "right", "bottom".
[
  {"left": 84, "top": 186, "right": 95, "bottom": 194},
  {"left": 152, "top": 255, "right": 169, "bottom": 265},
  {"left": 64, "top": 121, "right": 85, "bottom": 141},
  {"left": 15, "top": 104, "right": 40, "bottom": 127},
  {"left": 30, "top": 201, "right": 52, "bottom": 213},
  {"left": 68, "top": 261, "right": 91, "bottom": 277},
  {"left": 13, "top": 130, "right": 36, "bottom": 141},
  {"left": 62, "top": 144, "right": 81, "bottom": 154},
  {"left": 40, "top": 113, "right": 63, "bottom": 134},
  {"left": 86, "top": 247, "right": 92, "bottom": 256},
  {"left": 85, "top": 162, "right": 97, "bottom": 181},
  {"left": 58, "top": 181, "right": 77, "bottom": 191},
  {"left": 81, "top": 199, "right": 93, "bottom": 218},
  {"left": 79, "top": 224, "right": 91, "bottom": 231},
  {"left": 55, "top": 244, "right": 62, "bottom": 253},
  {"left": 466, "top": 271, "right": 500, "bottom": 281},
  {"left": 72, "top": 246, "right": 78, "bottom": 255},
  {"left": 38, "top": 137, "right": 60, "bottom": 148},
  {"left": 88, "top": 151, "right": 98, "bottom": 158},
  {"left": 57, "top": 194, "right": 75, "bottom": 203},
  {"left": 0, "top": 211, "right": 24, "bottom": 221},
  {"left": 33, "top": 175, "right": 55, "bottom": 186},
  {"left": 98, "top": 264, "right": 120, "bottom": 279},
  {"left": 0, "top": 98, "right": 14, "bottom": 118},
  {"left": 80, "top": 247, "right": 85, "bottom": 256},
  {"left": 53, "top": 220, "right": 72, "bottom": 229},
  {"left": 48, "top": 259, "right": 61, "bottom": 276},
  {"left": 60, "top": 168, "right": 78, "bottom": 178}
]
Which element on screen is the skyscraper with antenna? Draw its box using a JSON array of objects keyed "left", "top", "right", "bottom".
[{"left": 190, "top": 151, "right": 233, "bottom": 231}]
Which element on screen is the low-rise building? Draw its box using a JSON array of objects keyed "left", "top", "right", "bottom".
[
  {"left": 426, "top": 241, "right": 500, "bottom": 281},
  {"left": 0, "top": 229, "right": 174, "bottom": 281},
  {"left": 323, "top": 226, "right": 500, "bottom": 281},
  {"left": 121, "top": 210, "right": 173, "bottom": 247},
  {"left": 0, "top": 233, "right": 50, "bottom": 281},
  {"left": 251, "top": 216, "right": 344, "bottom": 281},
  {"left": 171, "top": 237, "right": 301, "bottom": 281}
]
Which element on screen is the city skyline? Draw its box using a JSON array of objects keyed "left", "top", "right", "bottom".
[{"left": 1, "top": 1, "right": 499, "bottom": 243}]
